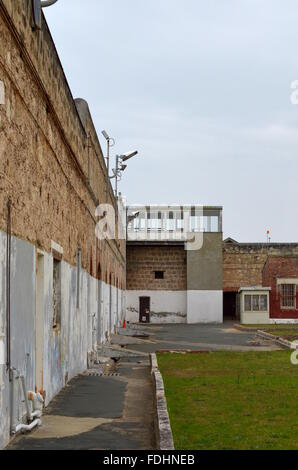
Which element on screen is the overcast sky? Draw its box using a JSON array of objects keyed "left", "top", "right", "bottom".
[{"left": 45, "top": 0, "right": 298, "bottom": 242}]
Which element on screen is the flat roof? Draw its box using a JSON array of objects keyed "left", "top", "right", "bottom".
[
  {"left": 128, "top": 205, "right": 223, "bottom": 211},
  {"left": 238, "top": 286, "right": 272, "bottom": 292},
  {"left": 224, "top": 238, "right": 298, "bottom": 247}
]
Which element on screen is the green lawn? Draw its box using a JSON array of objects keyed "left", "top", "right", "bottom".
[
  {"left": 243, "top": 324, "right": 298, "bottom": 341},
  {"left": 157, "top": 351, "right": 298, "bottom": 450}
]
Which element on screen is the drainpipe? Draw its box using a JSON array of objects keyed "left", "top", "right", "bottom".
[
  {"left": 10, "top": 368, "right": 16, "bottom": 434},
  {"left": 6, "top": 199, "right": 11, "bottom": 376},
  {"left": 14, "top": 419, "right": 41, "bottom": 435},
  {"left": 10, "top": 370, "right": 43, "bottom": 435},
  {"left": 28, "top": 391, "right": 44, "bottom": 417},
  {"left": 21, "top": 376, "right": 32, "bottom": 422}
]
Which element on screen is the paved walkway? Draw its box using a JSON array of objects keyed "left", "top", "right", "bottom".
[{"left": 8, "top": 358, "right": 155, "bottom": 450}]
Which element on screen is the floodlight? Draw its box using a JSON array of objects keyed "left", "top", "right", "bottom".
[
  {"left": 41, "top": 0, "right": 58, "bottom": 6},
  {"left": 121, "top": 151, "right": 138, "bottom": 162},
  {"left": 101, "top": 130, "right": 110, "bottom": 141},
  {"left": 127, "top": 212, "right": 140, "bottom": 224}
]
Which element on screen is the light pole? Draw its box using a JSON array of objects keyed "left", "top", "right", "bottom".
[
  {"left": 101, "top": 130, "right": 115, "bottom": 176},
  {"left": 111, "top": 151, "right": 138, "bottom": 197}
]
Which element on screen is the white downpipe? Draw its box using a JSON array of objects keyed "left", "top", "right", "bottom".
[
  {"left": 20, "top": 376, "right": 31, "bottom": 422},
  {"left": 28, "top": 391, "right": 44, "bottom": 416},
  {"left": 10, "top": 369, "right": 17, "bottom": 434},
  {"left": 15, "top": 419, "right": 41, "bottom": 434},
  {"left": 10, "top": 370, "right": 44, "bottom": 436}
]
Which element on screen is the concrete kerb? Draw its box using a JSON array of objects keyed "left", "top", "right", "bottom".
[
  {"left": 257, "top": 330, "right": 298, "bottom": 350},
  {"left": 233, "top": 323, "right": 259, "bottom": 332},
  {"left": 150, "top": 353, "right": 175, "bottom": 450}
]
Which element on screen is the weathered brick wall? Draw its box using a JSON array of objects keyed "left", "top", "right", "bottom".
[
  {"left": 262, "top": 256, "right": 298, "bottom": 319},
  {"left": 126, "top": 244, "right": 187, "bottom": 291},
  {"left": 223, "top": 243, "right": 298, "bottom": 292},
  {"left": 223, "top": 246, "right": 267, "bottom": 291},
  {"left": 0, "top": 1, "right": 125, "bottom": 286}
]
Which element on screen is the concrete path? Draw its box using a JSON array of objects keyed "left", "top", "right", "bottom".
[
  {"left": 8, "top": 357, "right": 155, "bottom": 450},
  {"left": 118, "top": 322, "right": 281, "bottom": 353}
]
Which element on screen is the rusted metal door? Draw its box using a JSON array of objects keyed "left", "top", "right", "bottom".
[{"left": 139, "top": 297, "right": 150, "bottom": 323}]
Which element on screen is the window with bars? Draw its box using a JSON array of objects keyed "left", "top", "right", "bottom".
[{"left": 281, "top": 284, "right": 296, "bottom": 309}]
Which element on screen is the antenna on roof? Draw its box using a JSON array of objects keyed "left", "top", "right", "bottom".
[
  {"left": 32, "top": 0, "right": 58, "bottom": 30},
  {"left": 266, "top": 229, "right": 271, "bottom": 243}
]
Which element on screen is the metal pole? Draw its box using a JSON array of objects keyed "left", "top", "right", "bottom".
[
  {"left": 105, "top": 140, "right": 109, "bottom": 203},
  {"left": 106, "top": 139, "right": 110, "bottom": 175},
  {"left": 6, "top": 199, "right": 11, "bottom": 375},
  {"left": 115, "top": 156, "right": 119, "bottom": 197}
]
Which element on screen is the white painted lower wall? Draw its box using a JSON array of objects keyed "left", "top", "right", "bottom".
[
  {"left": 126, "top": 290, "right": 187, "bottom": 324},
  {"left": 187, "top": 290, "right": 223, "bottom": 323},
  {"left": 0, "top": 229, "right": 123, "bottom": 449},
  {"left": 241, "top": 311, "right": 270, "bottom": 324}
]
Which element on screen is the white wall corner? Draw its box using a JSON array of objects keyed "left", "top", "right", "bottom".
[{"left": 187, "top": 290, "right": 223, "bottom": 324}]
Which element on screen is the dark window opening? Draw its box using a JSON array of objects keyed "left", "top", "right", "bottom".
[{"left": 154, "top": 271, "right": 164, "bottom": 279}]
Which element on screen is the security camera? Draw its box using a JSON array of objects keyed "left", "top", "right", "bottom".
[
  {"left": 121, "top": 151, "right": 138, "bottom": 162},
  {"left": 127, "top": 212, "right": 140, "bottom": 223}
]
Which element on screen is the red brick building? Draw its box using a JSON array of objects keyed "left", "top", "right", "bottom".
[
  {"left": 262, "top": 256, "right": 298, "bottom": 319},
  {"left": 223, "top": 239, "right": 298, "bottom": 322}
]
